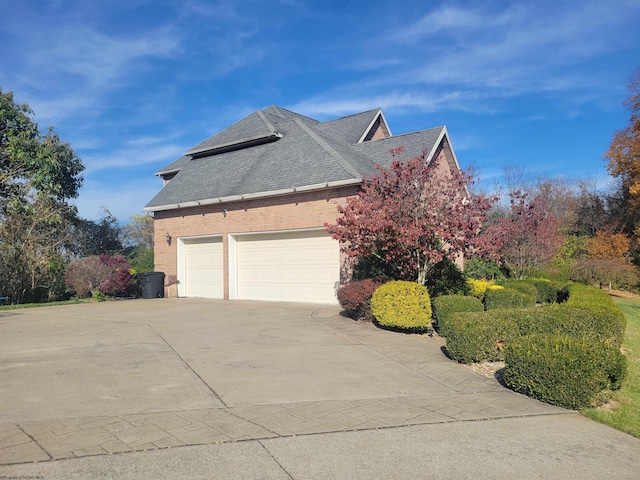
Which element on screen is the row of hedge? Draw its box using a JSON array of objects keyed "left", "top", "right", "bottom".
[
  {"left": 467, "top": 278, "right": 568, "bottom": 306},
  {"left": 434, "top": 283, "right": 627, "bottom": 409},
  {"left": 338, "top": 277, "right": 628, "bottom": 410}
]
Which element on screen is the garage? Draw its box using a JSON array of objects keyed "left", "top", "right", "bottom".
[
  {"left": 233, "top": 229, "right": 340, "bottom": 304},
  {"left": 178, "top": 236, "right": 224, "bottom": 298}
]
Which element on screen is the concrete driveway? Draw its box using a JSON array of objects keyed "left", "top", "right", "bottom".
[{"left": 1, "top": 298, "right": 639, "bottom": 479}]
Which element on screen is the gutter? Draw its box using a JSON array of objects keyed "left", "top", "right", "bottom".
[{"left": 143, "top": 178, "right": 362, "bottom": 213}]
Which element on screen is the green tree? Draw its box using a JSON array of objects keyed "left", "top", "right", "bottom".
[
  {"left": 121, "top": 213, "right": 154, "bottom": 272},
  {"left": 72, "top": 208, "right": 122, "bottom": 257},
  {"left": 0, "top": 88, "right": 84, "bottom": 303},
  {"left": 0, "top": 89, "right": 83, "bottom": 205}
]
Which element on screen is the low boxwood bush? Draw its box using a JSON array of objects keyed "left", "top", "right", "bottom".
[
  {"left": 501, "top": 279, "right": 539, "bottom": 301},
  {"left": 513, "top": 304, "right": 624, "bottom": 347},
  {"left": 484, "top": 287, "right": 535, "bottom": 310},
  {"left": 371, "top": 280, "right": 432, "bottom": 332},
  {"left": 504, "top": 334, "right": 627, "bottom": 409},
  {"left": 337, "top": 277, "right": 387, "bottom": 322},
  {"left": 444, "top": 311, "right": 520, "bottom": 363},
  {"left": 563, "top": 283, "right": 626, "bottom": 344},
  {"left": 431, "top": 294, "right": 484, "bottom": 337},
  {"left": 530, "top": 279, "right": 565, "bottom": 303}
]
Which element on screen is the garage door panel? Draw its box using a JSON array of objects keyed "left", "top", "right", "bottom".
[
  {"left": 236, "top": 230, "right": 340, "bottom": 304},
  {"left": 183, "top": 237, "right": 223, "bottom": 299}
]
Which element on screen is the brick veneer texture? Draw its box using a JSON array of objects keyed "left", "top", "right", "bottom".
[{"left": 153, "top": 186, "right": 359, "bottom": 298}]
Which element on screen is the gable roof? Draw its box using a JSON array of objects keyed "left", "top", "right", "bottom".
[{"left": 144, "top": 106, "right": 458, "bottom": 212}]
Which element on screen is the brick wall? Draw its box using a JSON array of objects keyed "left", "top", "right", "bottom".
[{"left": 152, "top": 185, "right": 359, "bottom": 298}]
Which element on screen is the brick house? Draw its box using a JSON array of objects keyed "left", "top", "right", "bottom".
[{"left": 144, "top": 106, "right": 461, "bottom": 304}]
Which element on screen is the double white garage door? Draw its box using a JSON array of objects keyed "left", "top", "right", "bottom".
[{"left": 179, "top": 230, "right": 340, "bottom": 304}]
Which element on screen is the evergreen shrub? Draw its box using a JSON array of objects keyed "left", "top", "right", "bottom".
[
  {"left": 501, "top": 279, "right": 539, "bottom": 301},
  {"left": 529, "top": 279, "right": 565, "bottom": 303},
  {"left": 444, "top": 311, "right": 520, "bottom": 363},
  {"left": 504, "top": 334, "right": 627, "bottom": 409},
  {"left": 484, "top": 287, "right": 535, "bottom": 310},
  {"left": 371, "top": 280, "right": 432, "bottom": 331},
  {"left": 563, "top": 284, "right": 626, "bottom": 344},
  {"left": 431, "top": 294, "right": 484, "bottom": 337}
]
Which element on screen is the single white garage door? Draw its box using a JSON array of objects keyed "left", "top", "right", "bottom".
[
  {"left": 181, "top": 236, "right": 224, "bottom": 298},
  {"left": 236, "top": 230, "right": 340, "bottom": 304}
]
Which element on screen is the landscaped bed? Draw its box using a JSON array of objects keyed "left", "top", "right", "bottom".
[{"left": 338, "top": 278, "right": 638, "bottom": 437}]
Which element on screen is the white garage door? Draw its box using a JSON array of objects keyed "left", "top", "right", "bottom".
[
  {"left": 236, "top": 230, "right": 340, "bottom": 304},
  {"left": 182, "top": 236, "right": 224, "bottom": 298}
]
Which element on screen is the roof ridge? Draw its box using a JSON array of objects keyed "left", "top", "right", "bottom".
[
  {"left": 369, "top": 125, "right": 444, "bottom": 141},
  {"left": 257, "top": 110, "right": 278, "bottom": 133},
  {"left": 264, "top": 105, "right": 319, "bottom": 124},
  {"left": 294, "top": 119, "right": 362, "bottom": 179},
  {"left": 321, "top": 108, "right": 381, "bottom": 124}
]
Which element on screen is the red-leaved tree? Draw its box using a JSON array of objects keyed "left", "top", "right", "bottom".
[
  {"left": 488, "top": 191, "right": 562, "bottom": 278},
  {"left": 325, "top": 151, "right": 497, "bottom": 284}
]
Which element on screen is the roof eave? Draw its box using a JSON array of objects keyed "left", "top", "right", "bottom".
[
  {"left": 356, "top": 109, "right": 392, "bottom": 143},
  {"left": 143, "top": 178, "right": 362, "bottom": 213}
]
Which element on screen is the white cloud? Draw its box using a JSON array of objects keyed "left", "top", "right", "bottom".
[
  {"left": 291, "top": 90, "right": 491, "bottom": 119},
  {"left": 81, "top": 143, "right": 186, "bottom": 174},
  {"left": 26, "top": 26, "right": 179, "bottom": 89}
]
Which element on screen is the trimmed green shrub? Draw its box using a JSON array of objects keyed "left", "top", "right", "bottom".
[
  {"left": 501, "top": 279, "right": 539, "bottom": 301},
  {"left": 504, "top": 334, "right": 627, "bottom": 409},
  {"left": 513, "top": 305, "right": 624, "bottom": 346},
  {"left": 337, "top": 277, "right": 387, "bottom": 322},
  {"left": 563, "top": 283, "right": 626, "bottom": 344},
  {"left": 444, "top": 311, "right": 520, "bottom": 363},
  {"left": 484, "top": 287, "right": 535, "bottom": 310},
  {"left": 530, "top": 279, "right": 565, "bottom": 303},
  {"left": 371, "top": 281, "right": 432, "bottom": 332},
  {"left": 431, "top": 294, "right": 484, "bottom": 337}
]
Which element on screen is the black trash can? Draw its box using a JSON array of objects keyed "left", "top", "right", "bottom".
[{"left": 139, "top": 272, "right": 165, "bottom": 299}]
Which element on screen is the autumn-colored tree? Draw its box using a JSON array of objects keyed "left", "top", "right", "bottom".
[
  {"left": 489, "top": 191, "right": 562, "bottom": 279},
  {"left": 586, "top": 230, "right": 630, "bottom": 261},
  {"left": 325, "top": 151, "right": 496, "bottom": 284},
  {"left": 604, "top": 67, "right": 640, "bottom": 245}
]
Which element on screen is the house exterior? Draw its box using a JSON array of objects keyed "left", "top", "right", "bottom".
[{"left": 144, "top": 106, "right": 462, "bottom": 304}]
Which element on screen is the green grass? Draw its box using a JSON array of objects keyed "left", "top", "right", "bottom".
[
  {"left": 0, "top": 298, "right": 86, "bottom": 310},
  {"left": 583, "top": 295, "right": 640, "bottom": 438}
]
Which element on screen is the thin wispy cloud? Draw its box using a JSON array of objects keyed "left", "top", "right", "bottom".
[{"left": 0, "top": 0, "right": 638, "bottom": 221}]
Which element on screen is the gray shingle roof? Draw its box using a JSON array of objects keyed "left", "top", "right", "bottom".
[
  {"left": 315, "top": 108, "right": 380, "bottom": 144},
  {"left": 353, "top": 126, "right": 445, "bottom": 170},
  {"left": 145, "top": 106, "right": 451, "bottom": 211}
]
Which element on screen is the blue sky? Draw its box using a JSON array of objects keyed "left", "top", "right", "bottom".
[{"left": 1, "top": 0, "right": 639, "bottom": 222}]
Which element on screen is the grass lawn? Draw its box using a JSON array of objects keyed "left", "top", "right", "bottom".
[
  {"left": 0, "top": 298, "right": 85, "bottom": 310},
  {"left": 583, "top": 295, "right": 640, "bottom": 438}
]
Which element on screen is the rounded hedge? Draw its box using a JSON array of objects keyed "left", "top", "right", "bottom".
[
  {"left": 484, "top": 287, "right": 535, "bottom": 310},
  {"left": 504, "top": 334, "right": 627, "bottom": 410},
  {"left": 501, "top": 279, "right": 539, "bottom": 301},
  {"left": 444, "top": 311, "right": 520, "bottom": 363},
  {"left": 371, "top": 280, "right": 432, "bottom": 331},
  {"left": 431, "top": 294, "right": 484, "bottom": 337}
]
